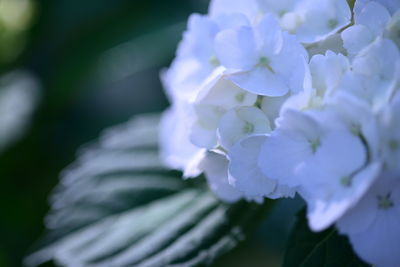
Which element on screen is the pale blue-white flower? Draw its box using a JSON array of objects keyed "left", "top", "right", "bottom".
[
  {"left": 162, "top": 14, "right": 219, "bottom": 101},
  {"left": 380, "top": 92, "right": 400, "bottom": 171},
  {"left": 338, "top": 38, "right": 400, "bottom": 111},
  {"left": 217, "top": 106, "right": 271, "bottom": 150},
  {"left": 209, "top": 0, "right": 261, "bottom": 23},
  {"left": 214, "top": 14, "right": 308, "bottom": 97},
  {"left": 257, "top": 109, "right": 324, "bottom": 188},
  {"left": 260, "top": 94, "right": 290, "bottom": 128},
  {"left": 159, "top": 101, "right": 203, "bottom": 174},
  {"left": 337, "top": 171, "right": 400, "bottom": 267},
  {"left": 309, "top": 51, "right": 349, "bottom": 97},
  {"left": 199, "top": 151, "right": 244, "bottom": 202},
  {"left": 211, "top": 0, "right": 351, "bottom": 43},
  {"left": 261, "top": 0, "right": 351, "bottom": 43},
  {"left": 354, "top": 0, "right": 400, "bottom": 16},
  {"left": 228, "top": 135, "right": 295, "bottom": 199},
  {"left": 257, "top": 107, "right": 382, "bottom": 230},
  {"left": 342, "top": 1, "right": 400, "bottom": 57},
  {"left": 189, "top": 67, "right": 257, "bottom": 149},
  {"left": 163, "top": 12, "right": 251, "bottom": 102},
  {"left": 385, "top": 10, "right": 400, "bottom": 47}
]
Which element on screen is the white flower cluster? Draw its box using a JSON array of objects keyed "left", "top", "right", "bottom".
[{"left": 160, "top": 0, "right": 400, "bottom": 266}]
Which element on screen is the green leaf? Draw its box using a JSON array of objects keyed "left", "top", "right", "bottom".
[
  {"left": 283, "top": 209, "right": 370, "bottom": 267},
  {"left": 26, "top": 114, "right": 269, "bottom": 267}
]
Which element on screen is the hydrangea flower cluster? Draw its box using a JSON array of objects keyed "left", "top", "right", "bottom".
[{"left": 160, "top": 0, "right": 400, "bottom": 266}]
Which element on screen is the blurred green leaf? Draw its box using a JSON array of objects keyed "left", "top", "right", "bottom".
[
  {"left": 283, "top": 209, "right": 369, "bottom": 267},
  {"left": 26, "top": 114, "right": 270, "bottom": 267},
  {"left": 0, "top": 249, "right": 9, "bottom": 267},
  {"left": 0, "top": 70, "right": 39, "bottom": 153}
]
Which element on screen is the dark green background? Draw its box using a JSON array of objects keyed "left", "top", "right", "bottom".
[{"left": 0, "top": 1, "right": 299, "bottom": 266}]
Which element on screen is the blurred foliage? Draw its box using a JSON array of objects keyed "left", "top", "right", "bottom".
[
  {"left": 0, "top": 0, "right": 301, "bottom": 266},
  {"left": 0, "top": 0, "right": 207, "bottom": 266},
  {"left": 0, "top": 0, "right": 35, "bottom": 65},
  {"left": 283, "top": 209, "right": 369, "bottom": 267},
  {"left": 26, "top": 114, "right": 272, "bottom": 267}
]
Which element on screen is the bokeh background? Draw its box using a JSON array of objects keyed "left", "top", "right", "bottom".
[{"left": 0, "top": 0, "right": 301, "bottom": 266}]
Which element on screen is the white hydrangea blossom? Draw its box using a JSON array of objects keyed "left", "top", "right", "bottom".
[{"left": 160, "top": 0, "right": 400, "bottom": 265}]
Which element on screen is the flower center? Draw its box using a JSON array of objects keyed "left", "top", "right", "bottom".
[
  {"left": 350, "top": 123, "right": 361, "bottom": 136},
  {"left": 258, "top": 57, "right": 275, "bottom": 73},
  {"left": 243, "top": 122, "right": 254, "bottom": 134},
  {"left": 389, "top": 140, "right": 399, "bottom": 151},
  {"left": 209, "top": 56, "right": 220, "bottom": 66},
  {"left": 377, "top": 193, "right": 394, "bottom": 210},
  {"left": 278, "top": 10, "right": 287, "bottom": 17},
  {"left": 235, "top": 92, "right": 245, "bottom": 103},
  {"left": 340, "top": 176, "right": 352, "bottom": 187},
  {"left": 309, "top": 138, "right": 320, "bottom": 153},
  {"left": 328, "top": 19, "right": 338, "bottom": 29}
]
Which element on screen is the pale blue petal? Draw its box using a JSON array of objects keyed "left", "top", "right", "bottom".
[
  {"left": 355, "top": 1, "right": 391, "bottom": 36},
  {"left": 228, "top": 135, "right": 277, "bottom": 198},
  {"left": 341, "top": 25, "right": 374, "bottom": 57},
  {"left": 227, "top": 67, "right": 289, "bottom": 96},
  {"left": 214, "top": 26, "right": 259, "bottom": 70},
  {"left": 200, "top": 152, "right": 243, "bottom": 203}
]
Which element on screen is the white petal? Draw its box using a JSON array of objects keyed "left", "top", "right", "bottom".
[
  {"left": 309, "top": 51, "right": 349, "bottom": 94},
  {"left": 257, "top": 0, "right": 297, "bottom": 14},
  {"left": 190, "top": 104, "right": 223, "bottom": 149},
  {"left": 272, "top": 33, "right": 309, "bottom": 72},
  {"left": 209, "top": 0, "right": 260, "bottom": 21},
  {"left": 280, "top": 89, "right": 320, "bottom": 112},
  {"left": 228, "top": 134, "right": 296, "bottom": 199},
  {"left": 267, "top": 184, "right": 296, "bottom": 199},
  {"left": 227, "top": 66, "right": 289, "bottom": 96},
  {"left": 338, "top": 172, "right": 400, "bottom": 267},
  {"left": 293, "top": 0, "right": 351, "bottom": 43},
  {"left": 256, "top": 14, "right": 283, "bottom": 54},
  {"left": 162, "top": 14, "right": 219, "bottom": 100},
  {"left": 270, "top": 33, "right": 309, "bottom": 93},
  {"left": 312, "top": 129, "right": 367, "bottom": 177},
  {"left": 214, "top": 26, "right": 259, "bottom": 70},
  {"left": 228, "top": 135, "right": 278, "bottom": 198},
  {"left": 218, "top": 106, "right": 271, "bottom": 150},
  {"left": 159, "top": 104, "right": 202, "bottom": 171},
  {"left": 306, "top": 162, "right": 381, "bottom": 231},
  {"left": 180, "top": 14, "right": 219, "bottom": 59},
  {"left": 260, "top": 94, "right": 289, "bottom": 127},
  {"left": 258, "top": 127, "right": 313, "bottom": 187},
  {"left": 325, "top": 92, "right": 380, "bottom": 160},
  {"left": 349, "top": 212, "right": 400, "bottom": 267},
  {"left": 162, "top": 57, "right": 214, "bottom": 101},
  {"left": 183, "top": 149, "right": 207, "bottom": 178},
  {"left": 336, "top": 191, "right": 377, "bottom": 234},
  {"left": 280, "top": 12, "right": 304, "bottom": 34},
  {"left": 276, "top": 109, "right": 321, "bottom": 141},
  {"left": 386, "top": 11, "right": 400, "bottom": 48},
  {"left": 355, "top": 0, "right": 400, "bottom": 16},
  {"left": 213, "top": 12, "right": 251, "bottom": 30},
  {"left": 353, "top": 39, "right": 400, "bottom": 81},
  {"left": 341, "top": 25, "right": 374, "bottom": 57},
  {"left": 287, "top": 55, "right": 310, "bottom": 94},
  {"left": 355, "top": 1, "right": 391, "bottom": 36},
  {"left": 194, "top": 67, "right": 258, "bottom": 109},
  {"left": 200, "top": 152, "right": 243, "bottom": 203},
  {"left": 380, "top": 94, "right": 400, "bottom": 171}
]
